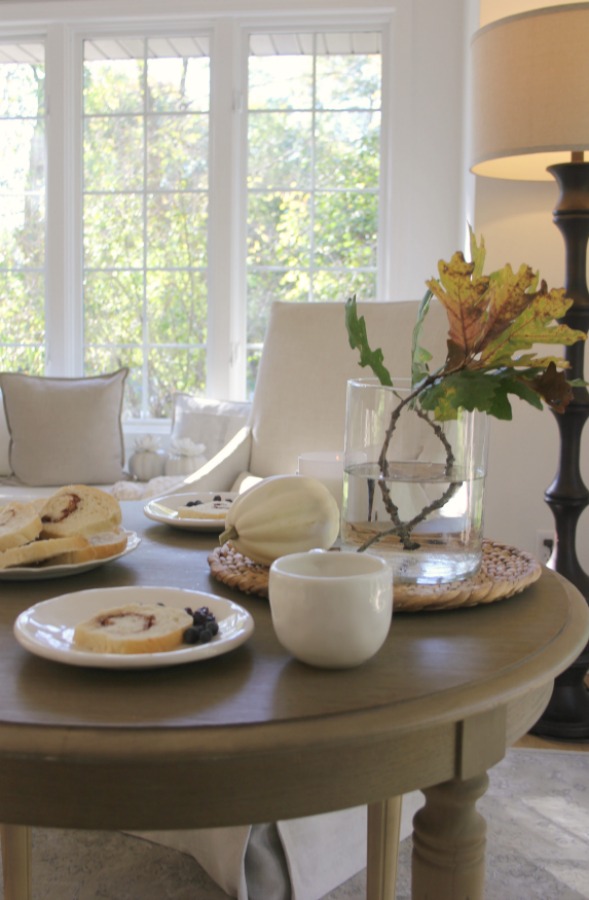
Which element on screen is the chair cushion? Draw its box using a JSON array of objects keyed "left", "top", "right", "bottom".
[
  {"left": 0, "top": 369, "right": 128, "bottom": 486},
  {"left": 170, "top": 394, "right": 251, "bottom": 460}
]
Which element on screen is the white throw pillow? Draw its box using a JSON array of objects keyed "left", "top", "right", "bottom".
[
  {"left": 0, "top": 369, "right": 128, "bottom": 486},
  {"left": 171, "top": 394, "right": 251, "bottom": 460}
]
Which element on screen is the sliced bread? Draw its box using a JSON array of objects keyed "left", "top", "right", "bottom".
[
  {"left": 0, "top": 501, "right": 42, "bottom": 551},
  {"left": 73, "top": 603, "right": 193, "bottom": 654},
  {"left": 0, "top": 535, "right": 90, "bottom": 570},
  {"left": 47, "top": 529, "right": 129, "bottom": 566},
  {"left": 39, "top": 485, "right": 122, "bottom": 538}
]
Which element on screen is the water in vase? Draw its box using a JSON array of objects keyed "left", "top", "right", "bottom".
[{"left": 341, "top": 461, "right": 485, "bottom": 584}]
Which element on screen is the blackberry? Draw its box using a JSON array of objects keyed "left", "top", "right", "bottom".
[
  {"left": 183, "top": 626, "right": 202, "bottom": 645},
  {"left": 182, "top": 606, "right": 219, "bottom": 645}
]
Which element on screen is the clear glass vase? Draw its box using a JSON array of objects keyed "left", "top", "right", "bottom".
[{"left": 341, "top": 378, "right": 489, "bottom": 584}]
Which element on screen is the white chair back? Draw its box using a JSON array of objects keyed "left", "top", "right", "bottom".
[{"left": 249, "top": 300, "right": 448, "bottom": 478}]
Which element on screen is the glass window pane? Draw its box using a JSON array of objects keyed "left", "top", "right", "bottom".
[
  {"left": 248, "top": 112, "right": 311, "bottom": 190},
  {"left": 315, "top": 111, "right": 380, "bottom": 189},
  {"left": 147, "top": 53, "right": 210, "bottom": 112},
  {"left": 148, "top": 347, "right": 207, "bottom": 417},
  {"left": 146, "top": 192, "right": 208, "bottom": 268},
  {"left": 83, "top": 36, "right": 210, "bottom": 418},
  {"left": 147, "top": 114, "right": 209, "bottom": 190},
  {"left": 0, "top": 62, "right": 44, "bottom": 117},
  {"left": 313, "top": 268, "right": 376, "bottom": 302},
  {"left": 84, "top": 116, "right": 144, "bottom": 191},
  {"left": 84, "top": 194, "right": 144, "bottom": 268},
  {"left": 247, "top": 192, "right": 310, "bottom": 268},
  {"left": 0, "top": 45, "right": 45, "bottom": 372},
  {"left": 85, "top": 345, "right": 143, "bottom": 410},
  {"left": 246, "top": 31, "right": 381, "bottom": 355},
  {"left": 0, "top": 270, "right": 44, "bottom": 339},
  {"left": 313, "top": 191, "right": 378, "bottom": 267},
  {"left": 247, "top": 270, "right": 310, "bottom": 338},
  {"left": 147, "top": 270, "right": 207, "bottom": 345},
  {"left": 248, "top": 51, "right": 312, "bottom": 110},
  {"left": 84, "top": 271, "right": 144, "bottom": 343},
  {"left": 83, "top": 58, "right": 144, "bottom": 115},
  {"left": 315, "top": 53, "right": 381, "bottom": 110}
]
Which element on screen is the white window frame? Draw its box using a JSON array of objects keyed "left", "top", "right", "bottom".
[{"left": 0, "top": 0, "right": 434, "bottom": 423}]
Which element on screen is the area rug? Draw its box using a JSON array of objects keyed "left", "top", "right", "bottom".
[{"left": 2, "top": 748, "right": 587, "bottom": 900}]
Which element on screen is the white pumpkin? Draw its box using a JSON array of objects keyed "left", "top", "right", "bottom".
[
  {"left": 164, "top": 454, "right": 203, "bottom": 476},
  {"left": 129, "top": 449, "right": 166, "bottom": 481},
  {"left": 219, "top": 474, "right": 340, "bottom": 566},
  {"left": 164, "top": 437, "right": 206, "bottom": 476}
]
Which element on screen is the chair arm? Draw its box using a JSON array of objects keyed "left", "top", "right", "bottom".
[{"left": 173, "top": 426, "right": 253, "bottom": 493}]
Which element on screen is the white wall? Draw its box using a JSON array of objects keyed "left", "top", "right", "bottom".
[{"left": 386, "top": 0, "right": 469, "bottom": 300}]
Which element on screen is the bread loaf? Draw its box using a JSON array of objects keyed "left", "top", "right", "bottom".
[
  {"left": 0, "top": 501, "right": 42, "bottom": 551},
  {"left": 73, "top": 603, "right": 193, "bottom": 654},
  {"left": 48, "top": 528, "right": 128, "bottom": 565},
  {"left": 0, "top": 535, "right": 90, "bottom": 570},
  {"left": 39, "top": 485, "right": 122, "bottom": 538}
]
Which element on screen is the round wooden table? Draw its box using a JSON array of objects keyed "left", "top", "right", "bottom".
[{"left": 0, "top": 501, "right": 587, "bottom": 900}]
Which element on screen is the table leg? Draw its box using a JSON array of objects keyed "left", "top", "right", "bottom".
[
  {"left": 411, "top": 773, "right": 488, "bottom": 900},
  {"left": 0, "top": 824, "right": 32, "bottom": 900},
  {"left": 366, "top": 795, "right": 402, "bottom": 900}
]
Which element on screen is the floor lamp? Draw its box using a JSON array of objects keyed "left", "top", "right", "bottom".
[{"left": 470, "top": 3, "right": 589, "bottom": 739}]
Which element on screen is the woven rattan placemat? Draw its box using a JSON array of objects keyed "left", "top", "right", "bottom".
[{"left": 207, "top": 539, "right": 542, "bottom": 611}]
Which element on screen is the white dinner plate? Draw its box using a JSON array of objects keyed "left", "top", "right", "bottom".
[
  {"left": 0, "top": 531, "right": 140, "bottom": 581},
  {"left": 14, "top": 585, "right": 254, "bottom": 669},
  {"left": 144, "top": 492, "right": 237, "bottom": 532}
]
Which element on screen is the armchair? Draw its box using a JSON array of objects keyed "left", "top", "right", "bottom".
[{"left": 177, "top": 299, "right": 447, "bottom": 494}]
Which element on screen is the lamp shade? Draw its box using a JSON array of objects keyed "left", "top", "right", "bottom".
[{"left": 470, "top": 3, "right": 589, "bottom": 180}]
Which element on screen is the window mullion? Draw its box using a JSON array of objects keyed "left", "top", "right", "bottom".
[
  {"left": 142, "top": 36, "right": 150, "bottom": 418},
  {"left": 207, "top": 19, "right": 247, "bottom": 400},
  {"left": 45, "top": 23, "right": 82, "bottom": 376},
  {"left": 310, "top": 33, "right": 317, "bottom": 302}
]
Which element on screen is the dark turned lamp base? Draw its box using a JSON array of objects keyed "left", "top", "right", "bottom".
[
  {"left": 531, "top": 160, "right": 589, "bottom": 740},
  {"left": 531, "top": 664, "right": 589, "bottom": 741}
]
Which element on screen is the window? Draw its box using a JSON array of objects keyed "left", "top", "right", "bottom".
[
  {"left": 83, "top": 36, "right": 211, "bottom": 418},
  {"left": 246, "top": 31, "right": 382, "bottom": 392},
  {"left": 0, "top": 11, "right": 389, "bottom": 421},
  {"left": 0, "top": 41, "right": 45, "bottom": 373}
]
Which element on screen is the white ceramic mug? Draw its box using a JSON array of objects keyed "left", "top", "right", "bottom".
[{"left": 268, "top": 549, "right": 393, "bottom": 668}]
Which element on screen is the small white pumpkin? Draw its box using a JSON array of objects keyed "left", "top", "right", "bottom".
[
  {"left": 164, "top": 455, "right": 203, "bottom": 476},
  {"left": 164, "top": 437, "right": 206, "bottom": 476},
  {"left": 219, "top": 474, "right": 340, "bottom": 566},
  {"left": 128, "top": 435, "right": 166, "bottom": 481}
]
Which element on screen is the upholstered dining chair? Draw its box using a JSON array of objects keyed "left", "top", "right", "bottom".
[
  {"left": 176, "top": 299, "right": 448, "bottom": 494},
  {"left": 144, "top": 300, "right": 448, "bottom": 899}
]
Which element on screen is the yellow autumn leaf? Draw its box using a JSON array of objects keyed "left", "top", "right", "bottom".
[
  {"left": 426, "top": 252, "right": 490, "bottom": 360},
  {"left": 479, "top": 285, "right": 584, "bottom": 369}
]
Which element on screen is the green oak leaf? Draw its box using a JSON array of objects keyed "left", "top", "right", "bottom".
[
  {"left": 420, "top": 370, "right": 504, "bottom": 420},
  {"left": 345, "top": 296, "right": 393, "bottom": 386}
]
